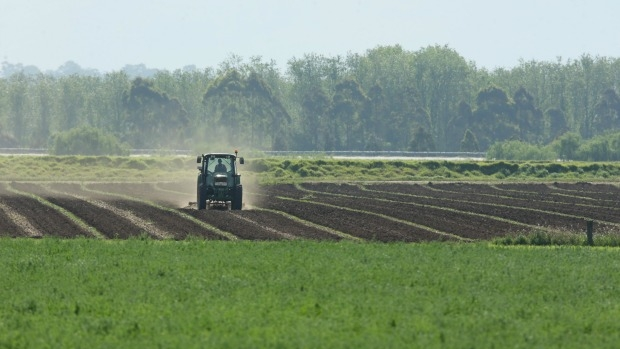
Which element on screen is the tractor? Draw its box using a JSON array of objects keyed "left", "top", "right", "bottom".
[{"left": 196, "top": 151, "right": 244, "bottom": 210}]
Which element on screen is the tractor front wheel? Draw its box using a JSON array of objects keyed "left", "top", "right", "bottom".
[
  {"left": 231, "top": 185, "right": 243, "bottom": 210},
  {"left": 197, "top": 184, "right": 207, "bottom": 210}
]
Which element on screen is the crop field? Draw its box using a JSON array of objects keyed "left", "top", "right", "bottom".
[
  {"left": 3, "top": 156, "right": 620, "bottom": 348},
  {"left": 1, "top": 180, "right": 619, "bottom": 241}
]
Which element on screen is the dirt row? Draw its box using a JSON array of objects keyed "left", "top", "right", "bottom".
[
  {"left": 295, "top": 182, "right": 620, "bottom": 232},
  {"left": 0, "top": 183, "right": 91, "bottom": 238},
  {"left": 0, "top": 181, "right": 618, "bottom": 242}
]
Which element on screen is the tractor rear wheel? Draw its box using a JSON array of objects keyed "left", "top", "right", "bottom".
[{"left": 231, "top": 185, "right": 243, "bottom": 210}]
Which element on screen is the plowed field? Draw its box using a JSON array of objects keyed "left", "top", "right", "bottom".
[{"left": 1, "top": 181, "right": 619, "bottom": 242}]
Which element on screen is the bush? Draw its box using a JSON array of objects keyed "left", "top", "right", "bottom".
[
  {"left": 487, "top": 140, "right": 556, "bottom": 160},
  {"left": 50, "top": 126, "right": 129, "bottom": 156},
  {"left": 574, "top": 132, "right": 620, "bottom": 161},
  {"left": 124, "top": 159, "right": 148, "bottom": 170}
]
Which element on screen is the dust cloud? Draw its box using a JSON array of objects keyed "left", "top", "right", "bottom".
[{"left": 240, "top": 173, "right": 263, "bottom": 210}]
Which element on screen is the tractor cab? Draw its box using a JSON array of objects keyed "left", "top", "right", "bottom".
[{"left": 196, "top": 151, "right": 244, "bottom": 210}]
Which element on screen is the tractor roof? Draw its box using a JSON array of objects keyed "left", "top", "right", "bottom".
[{"left": 202, "top": 153, "right": 237, "bottom": 159}]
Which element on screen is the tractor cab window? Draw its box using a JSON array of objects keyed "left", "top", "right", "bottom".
[{"left": 207, "top": 156, "right": 233, "bottom": 174}]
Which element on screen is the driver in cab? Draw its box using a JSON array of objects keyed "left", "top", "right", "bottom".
[{"left": 215, "top": 159, "right": 227, "bottom": 172}]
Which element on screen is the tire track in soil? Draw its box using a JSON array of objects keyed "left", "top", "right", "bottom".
[{"left": 3, "top": 182, "right": 92, "bottom": 238}]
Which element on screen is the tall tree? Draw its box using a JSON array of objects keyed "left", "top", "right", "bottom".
[
  {"left": 460, "top": 129, "right": 480, "bottom": 152},
  {"left": 412, "top": 45, "right": 473, "bottom": 150},
  {"left": 364, "top": 83, "right": 387, "bottom": 147},
  {"left": 246, "top": 72, "right": 291, "bottom": 150},
  {"left": 203, "top": 69, "right": 290, "bottom": 149},
  {"left": 472, "top": 85, "right": 517, "bottom": 149},
  {"left": 513, "top": 86, "right": 543, "bottom": 142},
  {"left": 58, "top": 76, "right": 86, "bottom": 131},
  {"left": 351, "top": 45, "right": 416, "bottom": 138},
  {"left": 546, "top": 107, "right": 569, "bottom": 141},
  {"left": 7, "top": 73, "right": 29, "bottom": 145},
  {"left": 32, "top": 75, "right": 55, "bottom": 147},
  {"left": 409, "top": 126, "right": 435, "bottom": 151},
  {"left": 300, "top": 87, "right": 330, "bottom": 150},
  {"left": 592, "top": 88, "right": 620, "bottom": 134},
  {"left": 447, "top": 101, "right": 474, "bottom": 148},
  {"left": 124, "top": 77, "right": 188, "bottom": 148},
  {"left": 330, "top": 78, "right": 368, "bottom": 149},
  {"left": 99, "top": 71, "right": 131, "bottom": 136}
]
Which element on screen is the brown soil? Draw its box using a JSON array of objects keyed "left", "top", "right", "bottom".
[
  {"left": 1, "top": 182, "right": 93, "bottom": 238},
  {"left": 1, "top": 181, "right": 618, "bottom": 242}
]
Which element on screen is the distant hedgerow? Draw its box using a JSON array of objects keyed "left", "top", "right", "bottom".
[{"left": 50, "top": 126, "right": 129, "bottom": 156}]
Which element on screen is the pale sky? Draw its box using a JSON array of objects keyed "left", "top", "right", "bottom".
[{"left": 2, "top": 0, "right": 620, "bottom": 73}]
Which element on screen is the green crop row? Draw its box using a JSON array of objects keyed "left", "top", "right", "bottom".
[
  {"left": 3, "top": 155, "right": 620, "bottom": 182},
  {"left": 1, "top": 238, "right": 619, "bottom": 348},
  {"left": 247, "top": 158, "right": 620, "bottom": 184},
  {"left": 0, "top": 155, "right": 197, "bottom": 181}
]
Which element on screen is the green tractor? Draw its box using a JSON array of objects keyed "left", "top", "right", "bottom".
[{"left": 196, "top": 151, "right": 244, "bottom": 210}]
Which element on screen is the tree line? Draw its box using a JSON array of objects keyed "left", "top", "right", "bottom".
[{"left": 1, "top": 45, "right": 620, "bottom": 157}]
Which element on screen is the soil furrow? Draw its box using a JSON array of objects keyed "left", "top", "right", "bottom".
[
  {"left": 251, "top": 192, "right": 457, "bottom": 242},
  {"left": 179, "top": 208, "right": 286, "bottom": 240},
  {"left": 82, "top": 183, "right": 231, "bottom": 240},
  {"left": 296, "top": 183, "right": 609, "bottom": 236},
  {"left": 50, "top": 183, "right": 183, "bottom": 240},
  {"left": 12, "top": 182, "right": 145, "bottom": 239},
  {"left": 0, "top": 201, "right": 41, "bottom": 237},
  {"left": 356, "top": 182, "right": 620, "bottom": 225},
  {"left": 290, "top": 185, "right": 523, "bottom": 240},
  {"left": 231, "top": 212, "right": 297, "bottom": 240},
  {"left": 232, "top": 209, "right": 343, "bottom": 241},
  {"left": 3, "top": 181, "right": 618, "bottom": 242},
  {"left": 4, "top": 183, "right": 92, "bottom": 238}
]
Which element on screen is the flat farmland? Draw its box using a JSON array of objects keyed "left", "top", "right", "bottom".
[{"left": 2, "top": 181, "right": 619, "bottom": 242}]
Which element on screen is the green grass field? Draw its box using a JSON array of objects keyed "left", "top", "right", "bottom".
[{"left": 2, "top": 238, "right": 620, "bottom": 349}]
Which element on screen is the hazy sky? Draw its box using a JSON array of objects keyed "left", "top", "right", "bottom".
[{"left": 2, "top": 0, "right": 620, "bottom": 73}]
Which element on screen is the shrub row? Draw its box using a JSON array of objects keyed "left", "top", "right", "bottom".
[{"left": 246, "top": 158, "right": 620, "bottom": 183}]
